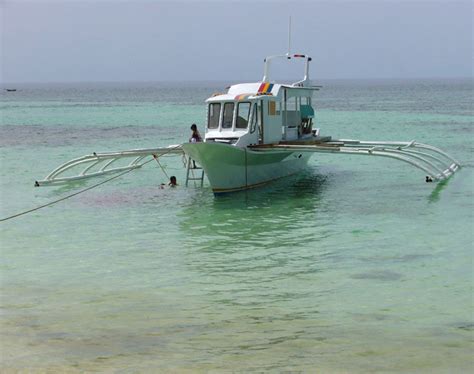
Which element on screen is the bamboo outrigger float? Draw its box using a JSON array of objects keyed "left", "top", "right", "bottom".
[{"left": 35, "top": 50, "right": 461, "bottom": 192}]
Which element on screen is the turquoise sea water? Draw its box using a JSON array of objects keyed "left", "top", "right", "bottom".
[{"left": 1, "top": 79, "right": 473, "bottom": 372}]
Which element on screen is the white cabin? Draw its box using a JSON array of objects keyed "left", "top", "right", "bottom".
[{"left": 204, "top": 54, "right": 320, "bottom": 148}]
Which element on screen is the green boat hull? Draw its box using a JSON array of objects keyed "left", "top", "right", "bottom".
[{"left": 182, "top": 142, "right": 311, "bottom": 193}]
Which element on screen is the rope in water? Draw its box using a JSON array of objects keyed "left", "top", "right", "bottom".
[{"left": 0, "top": 146, "right": 181, "bottom": 223}]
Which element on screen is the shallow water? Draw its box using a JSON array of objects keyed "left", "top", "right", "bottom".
[{"left": 1, "top": 79, "right": 473, "bottom": 372}]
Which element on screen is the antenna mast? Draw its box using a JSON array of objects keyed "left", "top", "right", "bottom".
[
  {"left": 287, "top": 16, "right": 292, "bottom": 57},
  {"left": 263, "top": 15, "right": 312, "bottom": 83}
]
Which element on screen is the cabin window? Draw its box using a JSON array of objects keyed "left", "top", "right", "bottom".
[
  {"left": 286, "top": 96, "right": 298, "bottom": 111},
  {"left": 268, "top": 100, "right": 281, "bottom": 115},
  {"left": 208, "top": 103, "right": 221, "bottom": 129},
  {"left": 268, "top": 101, "right": 276, "bottom": 115},
  {"left": 236, "top": 102, "right": 251, "bottom": 129},
  {"left": 222, "top": 102, "right": 234, "bottom": 129}
]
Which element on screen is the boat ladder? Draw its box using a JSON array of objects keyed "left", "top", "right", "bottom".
[
  {"left": 252, "top": 139, "right": 461, "bottom": 182},
  {"left": 185, "top": 157, "right": 205, "bottom": 187},
  {"left": 35, "top": 145, "right": 184, "bottom": 186}
]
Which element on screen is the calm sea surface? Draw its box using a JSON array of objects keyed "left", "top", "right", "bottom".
[{"left": 1, "top": 79, "right": 473, "bottom": 372}]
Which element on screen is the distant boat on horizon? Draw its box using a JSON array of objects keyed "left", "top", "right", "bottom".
[{"left": 5, "top": 88, "right": 17, "bottom": 92}]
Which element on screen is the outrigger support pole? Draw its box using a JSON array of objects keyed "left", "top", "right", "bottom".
[
  {"left": 34, "top": 145, "right": 184, "bottom": 186},
  {"left": 250, "top": 139, "right": 461, "bottom": 182}
]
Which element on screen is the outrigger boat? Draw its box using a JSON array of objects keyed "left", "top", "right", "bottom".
[{"left": 35, "top": 52, "right": 461, "bottom": 193}]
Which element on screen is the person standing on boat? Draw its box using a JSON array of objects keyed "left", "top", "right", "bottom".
[
  {"left": 189, "top": 123, "right": 202, "bottom": 143},
  {"left": 189, "top": 124, "right": 202, "bottom": 169}
]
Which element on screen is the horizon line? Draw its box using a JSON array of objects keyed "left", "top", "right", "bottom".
[{"left": 1, "top": 76, "right": 473, "bottom": 86}]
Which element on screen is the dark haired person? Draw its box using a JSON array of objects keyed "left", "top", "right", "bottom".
[
  {"left": 169, "top": 176, "right": 177, "bottom": 187},
  {"left": 189, "top": 124, "right": 202, "bottom": 143},
  {"left": 189, "top": 124, "right": 202, "bottom": 168},
  {"left": 160, "top": 176, "right": 177, "bottom": 188}
]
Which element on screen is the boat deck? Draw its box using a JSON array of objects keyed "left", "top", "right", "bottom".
[{"left": 249, "top": 136, "right": 334, "bottom": 149}]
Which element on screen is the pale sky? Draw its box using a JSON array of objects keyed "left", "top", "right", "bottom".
[{"left": 1, "top": 0, "right": 472, "bottom": 83}]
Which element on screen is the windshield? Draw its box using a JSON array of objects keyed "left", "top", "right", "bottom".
[
  {"left": 236, "top": 102, "right": 251, "bottom": 129},
  {"left": 222, "top": 102, "right": 234, "bottom": 129},
  {"left": 208, "top": 103, "right": 221, "bottom": 129}
]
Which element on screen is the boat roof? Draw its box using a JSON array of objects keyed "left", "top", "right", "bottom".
[{"left": 206, "top": 82, "right": 320, "bottom": 103}]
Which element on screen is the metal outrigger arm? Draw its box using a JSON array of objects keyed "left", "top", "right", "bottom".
[
  {"left": 34, "top": 145, "right": 184, "bottom": 186},
  {"left": 252, "top": 139, "right": 461, "bottom": 182},
  {"left": 35, "top": 138, "right": 460, "bottom": 188}
]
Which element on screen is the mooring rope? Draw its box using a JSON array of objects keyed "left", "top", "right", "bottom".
[
  {"left": 153, "top": 155, "right": 169, "bottom": 179},
  {"left": 0, "top": 145, "right": 181, "bottom": 223}
]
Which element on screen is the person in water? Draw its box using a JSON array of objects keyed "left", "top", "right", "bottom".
[
  {"left": 169, "top": 176, "right": 177, "bottom": 187},
  {"left": 160, "top": 176, "right": 177, "bottom": 188},
  {"left": 189, "top": 124, "right": 202, "bottom": 143}
]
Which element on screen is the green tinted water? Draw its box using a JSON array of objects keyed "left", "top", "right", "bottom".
[{"left": 1, "top": 80, "right": 473, "bottom": 372}]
